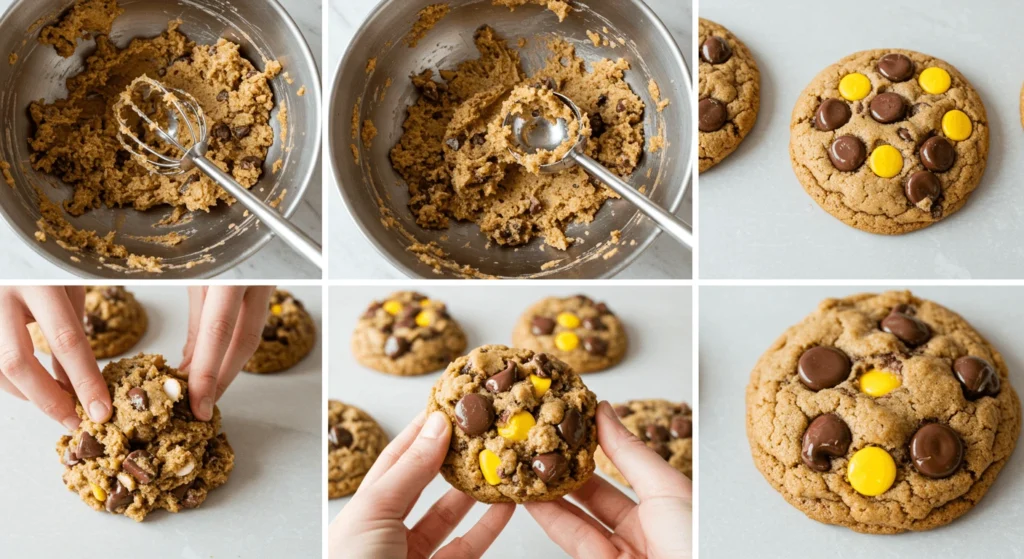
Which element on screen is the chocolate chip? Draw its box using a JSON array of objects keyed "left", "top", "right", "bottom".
[
  {"left": 127, "top": 388, "right": 149, "bottom": 411},
  {"left": 329, "top": 425, "right": 353, "bottom": 450},
  {"left": 645, "top": 424, "right": 670, "bottom": 443},
  {"left": 181, "top": 479, "right": 206, "bottom": 509},
  {"left": 905, "top": 171, "right": 942, "bottom": 206},
  {"left": 216, "top": 90, "right": 229, "bottom": 102},
  {"left": 881, "top": 307, "right": 931, "bottom": 347},
  {"left": 800, "top": 414, "right": 851, "bottom": 472},
  {"left": 910, "top": 102, "right": 929, "bottom": 116},
  {"left": 470, "top": 133, "right": 486, "bottom": 146},
  {"left": 670, "top": 415, "right": 692, "bottom": 439},
  {"left": 616, "top": 100, "right": 626, "bottom": 113},
  {"left": 485, "top": 362, "right": 517, "bottom": 393},
  {"left": 262, "top": 324, "right": 279, "bottom": 341},
  {"left": 531, "top": 316, "right": 556, "bottom": 336},
  {"left": 828, "top": 135, "right": 866, "bottom": 172},
  {"left": 582, "top": 316, "right": 605, "bottom": 331},
  {"left": 531, "top": 110, "right": 541, "bottom": 118},
  {"left": 582, "top": 337, "right": 608, "bottom": 356},
  {"left": 212, "top": 123, "right": 231, "bottom": 141},
  {"left": 105, "top": 480, "right": 133, "bottom": 513},
  {"left": 384, "top": 336, "right": 410, "bottom": 358},
  {"left": 454, "top": 394, "right": 494, "bottom": 436},
  {"left": 700, "top": 36, "right": 732, "bottom": 64},
  {"left": 232, "top": 125, "right": 251, "bottom": 139},
  {"left": 63, "top": 449, "right": 79, "bottom": 467},
  {"left": 532, "top": 353, "right": 557, "bottom": 377},
  {"left": 613, "top": 404, "right": 633, "bottom": 418},
  {"left": 246, "top": 69, "right": 258, "bottom": 79},
  {"left": 123, "top": 450, "right": 156, "bottom": 484},
  {"left": 910, "top": 423, "right": 963, "bottom": 478},
  {"left": 171, "top": 483, "right": 190, "bottom": 500},
  {"left": 919, "top": 136, "right": 956, "bottom": 172},
  {"left": 75, "top": 432, "right": 104, "bottom": 459},
  {"left": 531, "top": 453, "right": 568, "bottom": 483},
  {"left": 877, "top": 53, "right": 914, "bottom": 82},
  {"left": 953, "top": 356, "right": 1001, "bottom": 400},
  {"left": 897, "top": 127, "right": 914, "bottom": 142},
  {"left": 444, "top": 138, "right": 460, "bottom": 151},
  {"left": 558, "top": 409, "right": 585, "bottom": 449},
  {"left": 798, "top": 346, "right": 851, "bottom": 391},
  {"left": 653, "top": 444, "right": 672, "bottom": 460},
  {"left": 240, "top": 156, "right": 263, "bottom": 171},
  {"left": 813, "top": 98, "right": 851, "bottom": 131},
  {"left": 698, "top": 98, "right": 727, "bottom": 132},
  {"left": 84, "top": 314, "right": 107, "bottom": 336},
  {"left": 869, "top": 92, "right": 906, "bottom": 124},
  {"left": 529, "top": 197, "right": 544, "bottom": 214},
  {"left": 589, "top": 113, "right": 606, "bottom": 137}
]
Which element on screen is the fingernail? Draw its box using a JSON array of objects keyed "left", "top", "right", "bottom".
[
  {"left": 88, "top": 401, "right": 108, "bottom": 423},
  {"left": 421, "top": 412, "right": 448, "bottom": 439},
  {"left": 199, "top": 397, "right": 214, "bottom": 421},
  {"left": 62, "top": 417, "right": 80, "bottom": 431}
]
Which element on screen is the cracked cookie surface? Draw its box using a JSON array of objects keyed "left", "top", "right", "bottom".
[
  {"left": 328, "top": 400, "right": 388, "bottom": 499},
  {"left": 511, "top": 294, "right": 626, "bottom": 373},
  {"left": 244, "top": 290, "right": 316, "bottom": 374},
  {"left": 30, "top": 286, "right": 147, "bottom": 359},
  {"left": 790, "top": 50, "right": 988, "bottom": 235},
  {"left": 746, "top": 291, "right": 1020, "bottom": 533},
  {"left": 596, "top": 399, "right": 692, "bottom": 485},
  {"left": 698, "top": 18, "right": 759, "bottom": 172}
]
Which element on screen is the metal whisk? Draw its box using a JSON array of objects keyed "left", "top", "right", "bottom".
[{"left": 114, "top": 76, "right": 322, "bottom": 269}]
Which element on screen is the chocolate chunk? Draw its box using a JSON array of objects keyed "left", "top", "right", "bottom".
[
  {"left": 589, "top": 113, "right": 606, "bottom": 137},
  {"left": 529, "top": 197, "right": 544, "bottom": 214},
  {"left": 800, "top": 414, "right": 851, "bottom": 472},
  {"left": 75, "top": 432, "right": 104, "bottom": 459},
  {"left": 910, "top": 423, "right": 963, "bottom": 478},
  {"left": 232, "top": 125, "right": 251, "bottom": 139},
  {"left": 123, "top": 450, "right": 156, "bottom": 484},
  {"left": 828, "top": 135, "right": 866, "bottom": 172},
  {"left": 897, "top": 127, "right": 914, "bottom": 142},
  {"left": 63, "top": 449, "right": 80, "bottom": 467},
  {"left": 127, "top": 387, "right": 149, "bottom": 411},
  {"left": 905, "top": 171, "right": 942, "bottom": 206},
  {"left": 698, "top": 98, "right": 727, "bottom": 132},
  {"left": 531, "top": 316, "right": 556, "bottom": 336},
  {"left": 613, "top": 404, "right": 633, "bottom": 418},
  {"left": 84, "top": 314, "right": 107, "bottom": 336},
  {"left": 881, "top": 307, "right": 931, "bottom": 346},
  {"left": 531, "top": 453, "right": 569, "bottom": 483},
  {"left": 454, "top": 394, "right": 494, "bottom": 436},
  {"left": 581, "top": 316, "right": 605, "bottom": 331},
  {"left": 212, "top": 123, "right": 231, "bottom": 141},
  {"left": 240, "top": 156, "right": 262, "bottom": 171},
  {"left": 582, "top": 337, "right": 608, "bottom": 356},
  {"left": 596, "top": 94, "right": 608, "bottom": 106},
  {"left": 384, "top": 336, "right": 411, "bottom": 358},
  {"left": 869, "top": 92, "right": 906, "bottom": 124},
  {"left": 700, "top": 36, "right": 732, "bottom": 64},
  {"left": 797, "top": 346, "right": 851, "bottom": 391},
  {"left": 216, "top": 90, "right": 229, "bottom": 102},
  {"left": 470, "top": 133, "right": 486, "bottom": 146},
  {"left": 558, "top": 409, "right": 585, "bottom": 449},
  {"left": 670, "top": 415, "right": 692, "bottom": 439},
  {"left": 813, "top": 98, "right": 851, "bottom": 131},
  {"left": 171, "top": 483, "right": 190, "bottom": 500},
  {"left": 261, "top": 324, "right": 279, "bottom": 341},
  {"left": 616, "top": 99, "right": 626, "bottom": 113},
  {"left": 329, "top": 425, "right": 354, "bottom": 450},
  {"left": 919, "top": 136, "right": 956, "bottom": 172},
  {"left": 445, "top": 137, "right": 459, "bottom": 150},
  {"left": 877, "top": 53, "right": 914, "bottom": 82},
  {"left": 105, "top": 480, "right": 133, "bottom": 513},
  {"left": 181, "top": 479, "right": 206, "bottom": 509},
  {"left": 952, "top": 356, "right": 1001, "bottom": 400},
  {"left": 652, "top": 444, "right": 672, "bottom": 460},
  {"left": 645, "top": 424, "right": 670, "bottom": 443},
  {"left": 532, "top": 353, "right": 557, "bottom": 377},
  {"left": 485, "top": 362, "right": 517, "bottom": 393}
]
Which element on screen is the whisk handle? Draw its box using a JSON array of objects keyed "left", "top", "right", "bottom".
[{"left": 192, "top": 156, "right": 323, "bottom": 269}]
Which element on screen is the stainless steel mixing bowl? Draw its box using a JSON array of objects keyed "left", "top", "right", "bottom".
[
  {"left": 329, "top": 0, "right": 693, "bottom": 279},
  {"left": 0, "top": 0, "right": 321, "bottom": 278}
]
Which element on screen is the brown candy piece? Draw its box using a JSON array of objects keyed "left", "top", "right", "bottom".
[
  {"left": 952, "top": 356, "right": 1001, "bottom": 400},
  {"left": 645, "top": 424, "right": 670, "bottom": 443},
  {"left": 905, "top": 171, "right": 942, "bottom": 206},
  {"left": 910, "top": 423, "right": 963, "bottom": 478},
  {"left": 454, "top": 394, "right": 494, "bottom": 436},
  {"left": 582, "top": 337, "right": 608, "bottom": 356},
  {"left": 384, "top": 336, "right": 411, "bottom": 358},
  {"left": 700, "top": 36, "right": 732, "bottom": 64},
  {"left": 262, "top": 324, "right": 280, "bottom": 341},
  {"left": 869, "top": 92, "right": 906, "bottom": 124},
  {"left": 105, "top": 480, "right": 133, "bottom": 513},
  {"left": 329, "top": 425, "right": 354, "bottom": 450},
  {"left": 800, "top": 414, "right": 852, "bottom": 472},
  {"left": 531, "top": 453, "right": 569, "bottom": 483},
  {"left": 699, "top": 98, "right": 728, "bottom": 132},
  {"left": 919, "top": 136, "right": 956, "bottom": 172},
  {"left": 877, "top": 53, "right": 914, "bottom": 82},
  {"left": 531, "top": 316, "right": 556, "bottom": 336},
  {"left": 814, "top": 98, "right": 852, "bottom": 131},
  {"left": 532, "top": 353, "right": 557, "bottom": 377},
  {"left": 127, "top": 387, "right": 149, "bottom": 411},
  {"left": 84, "top": 314, "right": 107, "bottom": 336},
  {"left": 797, "top": 346, "right": 851, "bottom": 391},
  {"left": 123, "top": 449, "right": 157, "bottom": 484},
  {"left": 670, "top": 415, "right": 692, "bottom": 439},
  {"left": 62, "top": 449, "right": 80, "bottom": 467},
  {"left": 653, "top": 444, "right": 672, "bottom": 460},
  {"left": 828, "top": 135, "right": 866, "bottom": 172},
  {"left": 75, "top": 432, "right": 104, "bottom": 460},
  {"left": 558, "top": 409, "right": 585, "bottom": 449},
  {"left": 181, "top": 479, "right": 206, "bottom": 509},
  {"left": 581, "top": 316, "right": 605, "bottom": 331},
  {"left": 881, "top": 306, "right": 931, "bottom": 347},
  {"left": 485, "top": 362, "right": 517, "bottom": 393}
]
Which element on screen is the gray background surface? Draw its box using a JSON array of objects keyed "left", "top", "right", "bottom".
[
  {"left": 0, "top": 286, "right": 322, "bottom": 557},
  {"left": 699, "top": 286, "right": 1024, "bottom": 557},
  {"left": 700, "top": 0, "right": 1024, "bottom": 279},
  {"left": 329, "top": 285, "right": 691, "bottom": 557}
]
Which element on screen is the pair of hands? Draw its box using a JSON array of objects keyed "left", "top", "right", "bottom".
[
  {"left": 0, "top": 286, "right": 275, "bottom": 429},
  {"left": 330, "top": 401, "right": 692, "bottom": 559}
]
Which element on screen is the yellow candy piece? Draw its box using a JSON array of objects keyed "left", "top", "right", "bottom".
[
  {"left": 415, "top": 311, "right": 433, "bottom": 328},
  {"left": 847, "top": 446, "right": 896, "bottom": 496},
  {"left": 479, "top": 449, "right": 502, "bottom": 486},
  {"left": 860, "top": 369, "right": 902, "bottom": 397},
  {"left": 270, "top": 304, "right": 283, "bottom": 316},
  {"left": 869, "top": 145, "right": 903, "bottom": 178},
  {"left": 555, "top": 331, "right": 579, "bottom": 351},
  {"left": 419, "top": 299, "right": 433, "bottom": 307},
  {"left": 383, "top": 300, "right": 403, "bottom": 315},
  {"left": 530, "top": 374, "right": 551, "bottom": 397},
  {"left": 556, "top": 312, "right": 581, "bottom": 329},
  {"left": 838, "top": 73, "right": 871, "bottom": 101},
  {"left": 91, "top": 483, "right": 106, "bottom": 502},
  {"left": 919, "top": 67, "right": 951, "bottom": 95},
  {"left": 942, "top": 110, "right": 972, "bottom": 141},
  {"left": 497, "top": 411, "right": 536, "bottom": 442}
]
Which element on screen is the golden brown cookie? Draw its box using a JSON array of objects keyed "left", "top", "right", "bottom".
[
  {"left": 328, "top": 400, "right": 388, "bottom": 499},
  {"left": 747, "top": 291, "right": 1020, "bottom": 534},
  {"left": 790, "top": 50, "right": 988, "bottom": 235},
  {"left": 243, "top": 290, "right": 316, "bottom": 374},
  {"left": 511, "top": 294, "right": 626, "bottom": 373},
  {"left": 698, "top": 18, "right": 760, "bottom": 172},
  {"left": 595, "top": 399, "right": 692, "bottom": 486},
  {"left": 30, "top": 286, "right": 147, "bottom": 359}
]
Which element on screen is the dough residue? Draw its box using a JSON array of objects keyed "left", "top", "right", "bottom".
[
  {"left": 405, "top": 4, "right": 450, "bottom": 48},
  {"left": 1, "top": 161, "right": 14, "bottom": 187},
  {"left": 8, "top": 53, "right": 17, "bottom": 65},
  {"left": 38, "top": 0, "right": 123, "bottom": 57},
  {"left": 494, "top": 0, "right": 572, "bottom": 22},
  {"left": 648, "top": 79, "right": 670, "bottom": 112}
]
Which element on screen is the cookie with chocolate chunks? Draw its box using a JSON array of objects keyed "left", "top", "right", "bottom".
[
  {"left": 698, "top": 18, "right": 760, "bottom": 172},
  {"left": 328, "top": 400, "right": 388, "bottom": 498},
  {"left": 595, "top": 399, "right": 692, "bottom": 486},
  {"left": 511, "top": 295, "right": 626, "bottom": 373},
  {"left": 244, "top": 289, "right": 317, "bottom": 374},
  {"left": 30, "top": 286, "right": 147, "bottom": 359}
]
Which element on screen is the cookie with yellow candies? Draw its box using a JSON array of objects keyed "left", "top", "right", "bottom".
[
  {"left": 511, "top": 294, "right": 626, "bottom": 373},
  {"left": 747, "top": 291, "right": 1020, "bottom": 534},
  {"left": 328, "top": 400, "right": 389, "bottom": 499},
  {"left": 426, "top": 345, "right": 598, "bottom": 503},
  {"left": 790, "top": 49, "right": 989, "bottom": 235},
  {"left": 243, "top": 290, "right": 316, "bottom": 374},
  {"left": 596, "top": 399, "right": 692, "bottom": 486},
  {"left": 352, "top": 291, "right": 467, "bottom": 376},
  {"left": 698, "top": 18, "right": 760, "bottom": 172}
]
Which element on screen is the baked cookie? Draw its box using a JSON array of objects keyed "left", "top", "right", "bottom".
[
  {"left": 243, "top": 290, "right": 316, "bottom": 374},
  {"left": 30, "top": 286, "right": 147, "bottom": 359},
  {"left": 596, "top": 399, "right": 692, "bottom": 485},
  {"left": 747, "top": 291, "right": 1020, "bottom": 534},
  {"left": 511, "top": 295, "right": 626, "bottom": 373},
  {"left": 328, "top": 400, "right": 389, "bottom": 499},
  {"left": 352, "top": 291, "right": 468, "bottom": 376},
  {"left": 791, "top": 50, "right": 989, "bottom": 235},
  {"left": 698, "top": 18, "right": 760, "bottom": 172},
  {"left": 427, "top": 345, "right": 598, "bottom": 503},
  {"left": 56, "top": 354, "right": 234, "bottom": 522}
]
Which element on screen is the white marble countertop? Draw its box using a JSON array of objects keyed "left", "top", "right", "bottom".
[
  {"left": 326, "top": 0, "right": 693, "bottom": 279},
  {"left": 0, "top": 0, "right": 323, "bottom": 280}
]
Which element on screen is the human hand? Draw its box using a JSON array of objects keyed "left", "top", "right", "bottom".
[
  {"left": 179, "top": 286, "right": 275, "bottom": 420},
  {"left": 525, "top": 401, "right": 692, "bottom": 559},
  {"left": 329, "top": 411, "right": 515, "bottom": 559},
  {"left": 0, "top": 286, "right": 108, "bottom": 430}
]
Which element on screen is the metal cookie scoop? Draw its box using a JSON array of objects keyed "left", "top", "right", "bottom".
[
  {"left": 114, "top": 76, "right": 322, "bottom": 269},
  {"left": 502, "top": 92, "right": 693, "bottom": 249}
]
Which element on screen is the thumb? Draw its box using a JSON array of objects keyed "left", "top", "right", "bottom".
[{"left": 369, "top": 411, "right": 452, "bottom": 517}]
